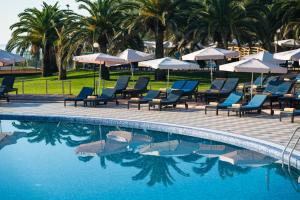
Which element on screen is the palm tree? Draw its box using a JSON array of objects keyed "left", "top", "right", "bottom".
[
  {"left": 197, "top": 0, "right": 255, "bottom": 48},
  {"left": 6, "top": 2, "right": 67, "bottom": 77},
  {"left": 122, "top": 0, "right": 196, "bottom": 58},
  {"left": 75, "top": 0, "right": 126, "bottom": 53},
  {"left": 274, "top": 0, "right": 300, "bottom": 40}
]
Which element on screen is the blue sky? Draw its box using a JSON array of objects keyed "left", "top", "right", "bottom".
[{"left": 0, "top": 0, "right": 83, "bottom": 45}]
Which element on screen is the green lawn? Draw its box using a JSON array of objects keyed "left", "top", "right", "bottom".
[{"left": 8, "top": 69, "right": 255, "bottom": 95}]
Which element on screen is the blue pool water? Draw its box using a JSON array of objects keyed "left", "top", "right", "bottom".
[{"left": 0, "top": 120, "right": 299, "bottom": 200}]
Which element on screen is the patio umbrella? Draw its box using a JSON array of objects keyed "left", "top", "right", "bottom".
[
  {"left": 277, "top": 39, "right": 300, "bottom": 48},
  {"left": 118, "top": 49, "right": 154, "bottom": 81},
  {"left": 219, "top": 150, "right": 277, "bottom": 167},
  {"left": 220, "top": 58, "right": 287, "bottom": 97},
  {"left": 73, "top": 53, "right": 125, "bottom": 94},
  {"left": 242, "top": 51, "right": 285, "bottom": 86},
  {"left": 0, "top": 49, "right": 25, "bottom": 66},
  {"left": 138, "top": 140, "right": 199, "bottom": 157},
  {"left": 139, "top": 57, "right": 199, "bottom": 87},
  {"left": 182, "top": 47, "right": 239, "bottom": 83},
  {"left": 274, "top": 48, "right": 300, "bottom": 61}
]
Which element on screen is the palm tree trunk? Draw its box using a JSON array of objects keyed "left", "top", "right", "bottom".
[
  {"left": 155, "top": 29, "right": 164, "bottom": 58},
  {"left": 42, "top": 46, "right": 53, "bottom": 77},
  {"left": 154, "top": 28, "right": 166, "bottom": 81}
]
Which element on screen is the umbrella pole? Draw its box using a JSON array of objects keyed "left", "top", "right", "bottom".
[
  {"left": 93, "top": 65, "right": 96, "bottom": 95},
  {"left": 261, "top": 73, "right": 263, "bottom": 87},
  {"left": 251, "top": 72, "right": 254, "bottom": 99},
  {"left": 130, "top": 63, "right": 134, "bottom": 83},
  {"left": 210, "top": 59, "right": 213, "bottom": 84},
  {"left": 167, "top": 69, "right": 170, "bottom": 88},
  {"left": 99, "top": 63, "right": 102, "bottom": 94}
]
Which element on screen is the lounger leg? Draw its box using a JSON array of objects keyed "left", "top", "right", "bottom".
[
  {"left": 138, "top": 103, "right": 141, "bottom": 110},
  {"left": 116, "top": 100, "right": 119, "bottom": 105},
  {"left": 205, "top": 107, "right": 207, "bottom": 115},
  {"left": 127, "top": 103, "right": 130, "bottom": 109},
  {"left": 279, "top": 112, "right": 282, "bottom": 122},
  {"left": 292, "top": 114, "right": 295, "bottom": 123},
  {"left": 216, "top": 108, "right": 219, "bottom": 116},
  {"left": 185, "top": 103, "right": 188, "bottom": 109},
  {"left": 148, "top": 104, "right": 151, "bottom": 110},
  {"left": 159, "top": 104, "right": 162, "bottom": 111},
  {"left": 239, "top": 111, "right": 242, "bottom": 118},
  {"left": 227, "top": 109, "right": 230, "bottom": 116},
  {"left": 64, "top": 100, "right": 66, "bottom": 107},
  {"left": 75, "top": 101, "right": 77, "bottom": 107}
]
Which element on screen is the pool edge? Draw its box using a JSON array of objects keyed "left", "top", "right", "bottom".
[{"left": 0, "top": 113, "right": 299, "bottom": 170}]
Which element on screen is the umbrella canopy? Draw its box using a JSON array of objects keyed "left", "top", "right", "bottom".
[
  {"left": 73, "top": 53, "right": 126, "bottom": 65},
  {"left": 182, "top": 47, "right": 239, "bottom": 61},
  {"left": 220, "top": 58, "right": 287, "bottom": 74},
  {"left": 219, "top": 150, "right": 277, "bottom": 167},
  {"left": 242, "top": 51, "right": 285, "bottom": 64},
  {"left": 140, "top": 57, "right": 199, "bottom": 70},
  {"left": 118, "top": 49, "right": 154, "bottom": 63},
  {"left": 138, "top": 140, "right": 199, "bottom": 157},
  {"left": 274, "top": 48, "right": 300, "bottom": 61},
  {"left": 0, "top": 50, "right": 25, "bottom": 66},
  {"left": 277, "top": 39, "right": 300, "bottom": 47}
]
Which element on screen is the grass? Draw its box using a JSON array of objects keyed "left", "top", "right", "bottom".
[{"left": 7, "top": 69, "right": 255, "bottom": 95}]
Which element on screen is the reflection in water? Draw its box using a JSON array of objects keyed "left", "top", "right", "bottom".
[{"left": 1, "top": 120, "right": 298, "bottom": 190}]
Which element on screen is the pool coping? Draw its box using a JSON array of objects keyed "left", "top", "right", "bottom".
[{"left": 1, "top": 112, "right": 300, "bottom": 170}]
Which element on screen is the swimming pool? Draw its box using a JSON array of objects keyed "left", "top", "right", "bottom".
[{"left": 0, "top": 120, "right": 299, "bottom": 200}]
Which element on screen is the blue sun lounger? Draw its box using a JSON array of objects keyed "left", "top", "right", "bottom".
[
  {"left": 127, "top": 90, "right": 161, "bottom": 110},
  {"left": 205, "top": 92, "right": 243, "bottom": 115},
  {"left": 227, "top": 94, "right": 268, "bottom": 117},
  {"left": 64, "top": 87, "right": 94, "bottom": 107}
]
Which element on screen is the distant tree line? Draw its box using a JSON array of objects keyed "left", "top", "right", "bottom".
[{"left": 6, "top": 0, "right": 300, "bottom": 79}]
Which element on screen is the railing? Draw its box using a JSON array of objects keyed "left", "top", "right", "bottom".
[
  {"left": 282, "top": 127, "right": 300, "bottom": 170},
  {"left": 15, "top": 79, "right": 72, "bottom": 95}
]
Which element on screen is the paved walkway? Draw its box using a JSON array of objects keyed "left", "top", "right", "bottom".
[{"left": 0, "top": 101, "right": 300, "bottom": 152}]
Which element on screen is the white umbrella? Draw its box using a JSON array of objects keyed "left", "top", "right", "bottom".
[
  {"left": 0, "top": 49, "right": 25, "bottom": 66},
  {"left": 274, "top": 48, "right": 300, "bottom": 61},
  {"left": 242, "top": 51, "right": 285, "bottom": 64},
  {"left": 144, "top": 41, "right": 175, "bottom": 49},
  {"left": 243, "top": 52, "right": 285, "bottom": 86},
  {"left": 138, "top": 140, "right": 199, "bottom": 157},
  {"left": 73, "top": 53, "right": 125, "bottom": 93},
  {"left": 220, "top": 58, "right": 287, "bottom": 97},
  {"left": 277, "top": 39, "right": 300, "bottom": 48},
  {"left": 219, "top": 150, "right": 277, "bottom": 167},
  {"left": 140, "top": 57, "right": 199, "bottom": 87},
  {"left": 182, "top": 47, "right": 239, "bottom": 83},
  {"left": 118, "top": 49, "right": 154, "bottom": 81}
]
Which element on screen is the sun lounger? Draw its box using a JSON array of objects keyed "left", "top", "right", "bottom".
[
  {"left": 84, "top": 88, "right": 117, "bottom": 107},
  {"left": 280, "top": 108, "right": 300, "bottom": 123},
  {"left": 227, "top": 94, "right": 267, "bottom": 117},
  {"left": 114, "top": 76, "right": 130, "bottom": 96},
  {"left": 122, "top": 77, "right": 149, "bottom": 97},
  {"left": 148, "top": 90, "right": 187, "bottom": 111},
  {"left": 197, "top": 79, "right": 225, "bottom": 101},
  {"left": 64, "top": 87, "right": 94, "bottom": 107},
  {"left": 0, "top": 76, "right": 17, "bottom": 94},
  {"left": 205, "top": 78, "right": 239, "bottom": 102},
  {"left": 127, "top": 90, "right": 161, "bottom": 110},
  {"left": 181, "top": 80, "right": 200, "bottom": 99},
  {"left": 0, "top": 87, "right": 9, "bottom": 102},
  {"left": 205, "top": 92, "right": 243, "bottom": 115}
]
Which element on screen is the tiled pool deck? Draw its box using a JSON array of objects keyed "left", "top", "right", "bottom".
[{"left": 1, "top": 100, "right": 300, "bottom": 169}]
